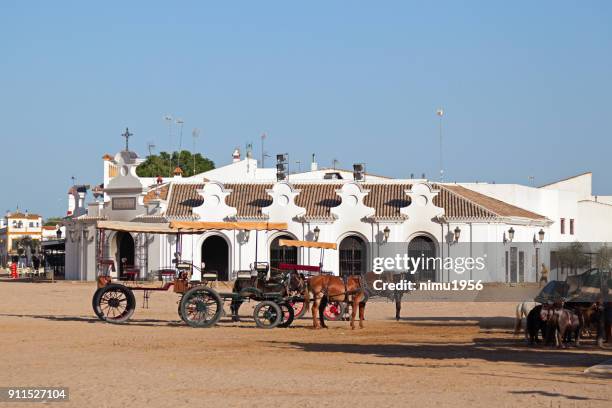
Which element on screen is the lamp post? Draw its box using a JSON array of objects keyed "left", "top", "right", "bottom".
[
  {"left": 436, "top": 107, "right": 444, "bottom": 182},
  {"left": 313, "top": 226, "right": 320, "bottom": 242},
  {"left": 192, "top": 128, "right": 200, "bottom": 176},
  {"left": 164, "top": 115, "right": 173, "bottom": 176}
]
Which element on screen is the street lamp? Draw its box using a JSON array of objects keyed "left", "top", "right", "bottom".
[
  {"left": 383, "top": 226, "right": 390, "bottom": 243},
  {"left": 453, "top": 226, "right": 461, "bottom": 243},
  {"left": 504, "top": 227, "right": 515, "bottom": 244},
  {"left": 313, "top": 226, "right": 320, "bottom": 242},
  {"left": 243, "top": 229, "right": 250, "bottom": 242}
]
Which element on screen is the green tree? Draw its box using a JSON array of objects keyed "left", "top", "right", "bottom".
[
  {"left": 44, "top": 217, "right": 64, "bottom": 226},
  {"left": 136, "top": 151, "right": 215, "bottom": 178},
  {"left": 556, "top": 241, "right": 589, "bottom": 275},
  {"left": 596, "top": 245, "right": 612, "bottom": 270},
  {"left": 12, "top": 236, "right": 41, "bottom": 256}
]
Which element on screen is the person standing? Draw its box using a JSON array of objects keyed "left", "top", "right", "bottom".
[{"left": 539, "top": 263, "right": 549, "bottom": 287}]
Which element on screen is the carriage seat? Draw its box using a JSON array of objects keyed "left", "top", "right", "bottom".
[
  {"left": 123, "top": 268, "right": 140, "bottom": 281},
  {"left": 202, "top": 272, "right": 218, "bottom": 280},
  {"left": 158, "top": 269, "right": 176, "bottom": 281},
  {"left": 236, "top": 270, "right": 253, "bottom": 280}
]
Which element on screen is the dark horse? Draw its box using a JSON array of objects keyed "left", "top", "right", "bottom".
[
  {"left": 304, "top": 274, "right": 367, "bottom": 329},
  {"left": 230, "top": 269, "right": 305, "bottom": 321},
  {"left": 526, "top": 304, "right": 547, "bottom": 344},
  {"left": 364, "top": 271, "right": 410, "bottom": 320}
]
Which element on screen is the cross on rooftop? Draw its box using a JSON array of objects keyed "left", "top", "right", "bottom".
[{"left": 122, "top": 127, "right": 133, "bottom": 151}]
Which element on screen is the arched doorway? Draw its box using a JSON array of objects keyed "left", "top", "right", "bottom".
[
  {"left": 269, "top": 234, "right": 297, "bottom": 269},
  {"left": 408, "top": 235, "right": 437, "bottom": 282},
  {"left": 339, "top": 235, "right": 367, "bottom": 276},
  {"left": 201, "top": 235, "right": 229, "bottom": 281},
  {"left": 116, "top": 232, "right": 135, "bottom": 278}
]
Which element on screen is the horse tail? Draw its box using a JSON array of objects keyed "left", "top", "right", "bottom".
[{"left": 514, "top": 302, "right": 523, "bottom": 334}]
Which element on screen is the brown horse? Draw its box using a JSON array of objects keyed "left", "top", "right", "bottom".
[{"left": 304, "top": 275, "right": 366, "bottom": 329}]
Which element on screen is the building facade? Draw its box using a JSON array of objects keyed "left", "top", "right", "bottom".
[{"left": 64, "top": 148, "right": 612, "bottom": 282}]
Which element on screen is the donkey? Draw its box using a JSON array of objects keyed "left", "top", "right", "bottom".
[
  {"left": 304, "top": 274, "right": 367, "bottom": 329},
  {"left": 547, "top": 307, "right": 582, "bottom": 348}
]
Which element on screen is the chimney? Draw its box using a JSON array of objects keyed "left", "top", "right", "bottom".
[
  {"left": 232, "top": 148, "right": 241, "bottom": 163},
  {"left": 310, "top": 153, "right": 318, "bottom": 171}
]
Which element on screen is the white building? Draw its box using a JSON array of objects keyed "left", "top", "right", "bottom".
[
  {"left": 64, "top": 148, "right": 612, "bottom": 282},
  {"left": 0, "top": 210, "right": 43, "bottom": 266}
]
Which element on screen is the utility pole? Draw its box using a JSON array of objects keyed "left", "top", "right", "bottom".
[
  {"left": 437, "top": 107, "right": 444, "bottom": 182},
  {"left": 192, "top": 128, "right": 200, "bottom": 176},
  {"left": 176, "top": 119, "right": 184, "bottom": 168},
  {"left": 261, "top": 132, "right": 267, "bottom": 167},
  {"left": 147, "top": 142, "right": 156, "bottom": 158},
  {"left": 164, "top": 115, "right": 173, "bottom": 176}
]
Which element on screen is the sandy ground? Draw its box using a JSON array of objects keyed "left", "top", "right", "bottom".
[{"left": 0, "top": 281, "right": 610, "bottom": 408}]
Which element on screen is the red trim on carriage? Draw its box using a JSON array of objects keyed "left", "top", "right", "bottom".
[{"left": 278, "top": 263, "right": 321, "bottom": 272}]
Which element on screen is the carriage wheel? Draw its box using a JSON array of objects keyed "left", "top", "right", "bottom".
[
  {"left": 180, "top": 286, "right": 223, "bottom": 328},
  {"left": 253, "top": 301, "right": 282, "bottom": 329},
  {"left": 278, "top": 302, "right": 295, "bottom": 328},
  {"left": 323, "top": 301, "right": 346, "bottom": 321},
  {"left": 92, "top": 284, "right": 136, "bottom": 324},
  {"left": 289, "top": 301, "right": 307, "bottom": 319}
]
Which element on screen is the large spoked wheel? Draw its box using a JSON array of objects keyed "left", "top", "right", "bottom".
[
  {"left": 323, "top": 301, "right": 346, "bottom": 321},
  {"left": 253, "top": 301, "right": 282, "bottom": 329},
  {"left": 180, "top": 286, "right": 223, "bottom": 328},
  {"left": 289, "top": 300, "right": 307, "bottom": 319},
  {"left": 278, "top": 302, "right": 295, "bottom": 328},
  {"left": 92, "top": 284, "right": 136, "bottom": 324}
]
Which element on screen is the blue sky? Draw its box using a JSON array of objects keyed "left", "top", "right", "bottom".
[{"left": 1, "top": 1, "right": 611, "bottom": 217}]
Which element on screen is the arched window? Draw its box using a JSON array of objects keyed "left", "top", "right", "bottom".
[
  {"left": 339, "top": 235, "right": 367, "bottom": 276},
  {"left": 408, "top": 236, "right": 437, "bottom": 282},
  {"left": 201, "top": 235, "right": 230, "bottom": 281},
  {"left": 269, "top": 235, "right": 297, "bottom": 269},
  {"left": 116, "top": 232, "right": 134, "bottom": 278}
]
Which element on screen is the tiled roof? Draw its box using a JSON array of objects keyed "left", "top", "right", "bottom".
[
  {"left": 164, "top": 182, "right": 547, "bottom": 222},
  {"left": 226, "top": 183, "right": 273, "bottom": 219},
  {"left": 166, "top": 184, "right": 204, "bottom": 218},
  {"left": 363, "top": 184, "right": 411, "bottom": 220},
  {"left": 6, "top": 212, "right": 41, "bottom": 220},
  {"left": 293, "top": 184, "right": 341, "bottom": 220},
  {"left": 143, "top": 184, "right": 170, "bottom": 204},
  {"left": 440, "top": 184, "right": 547, "bottom": 220}
]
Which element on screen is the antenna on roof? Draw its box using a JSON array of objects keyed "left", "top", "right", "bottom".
[
  {"left": 528, "top": 175, "right": 535, "bottom": 187},
  {"left": 147, "top": 142, "right": 156, "bottom": 157}
]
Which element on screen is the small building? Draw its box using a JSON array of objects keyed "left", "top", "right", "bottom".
[{"left": 0, "top": 210, "right": 43, "bottom": 266}]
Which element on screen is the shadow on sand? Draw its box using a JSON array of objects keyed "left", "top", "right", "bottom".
[
  {"left": 267, "top": 338, "right": 612, "bottom": 371},
  {"left": 397, "top": 316, "right": 516, "bottom": 329}
]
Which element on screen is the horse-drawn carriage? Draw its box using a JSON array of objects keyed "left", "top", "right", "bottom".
[{"left": 92, "top": 220, "right": 301, "bottom": 329}]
